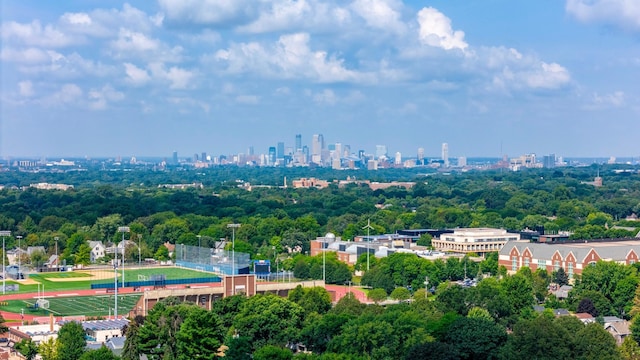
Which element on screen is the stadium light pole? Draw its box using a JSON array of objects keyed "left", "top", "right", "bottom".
[
  {"left": 227, "top": 223, "right": 241, "bottom": 296},
  {"left": 114, "top": 261, "right": 118, "bottom": 319},
  {"left": 54, "top": 236, "right": 59, "bottom": 270},
  {"left": 0, "top": 231, "right": 10, "bottom": 294},
  {"left": 118, "top": 226, "right": 130, "bottom": 288},
  {"left": 16, "top": 235, "right": 22, "bottom": 279},
  {"left": 363, "top": 219, "right": 374, "bottom": 271},
  {"left": 137, "top": 234, "right": 142, "bottom": 267}
]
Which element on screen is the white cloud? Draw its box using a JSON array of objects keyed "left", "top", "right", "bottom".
[
  {"left": 236, "top": 95, "right": 260, "bottom": 104},
  {"left": 215, "top": 32, "right": 370, "bottom": 83},
  {"left": 417, "top": 7, "right": 468, "bottom": 51},
  {"left": 591, "top": 91, "right": 626, "bottom": 108},
  {"left": 0, "top": 47, "right": 51, "bottom": 64},
  {"left": 1, "top": 20, "right": 79, "bottom": 47},
  {"left": 474, "top": 47, "right": 571, "bottom": 91},
  {"left": 110, "top": 28, "right": 183, "bottom": 62},
  {"left": 44, "top": 83, "right": 83, "bottom": 106},
  {"left": 59, "top": 4, "right": 158, "bottom": 37},
  {"left": 18, "top": 81, "right": 35, "bottom": 97},
  {"left": 148, "top": 63, "right": 195, "bottom": 89},
  {"left": 313, "top": 89, "right": 337, "bottom": 105},
  {"left": 88, "top": 84, "right": 125, "bottom": 110},
  {"left": 351, "top": 0, "right": 405, "bottom": 34},
  {"left": 239, "top": 0, "right": 351, "bottom": 34},
  {"left": 167, "top": 96, "right": 210, "bottom": 112},
  {"left": 566, "top": 0, "right": 640, "bottom": 31},
  {"left": 158, "top": 0, "right": 256, "bottom": 26},
  {"left": 16, "top": 51, "right": 115, "bottom": 79},
  {"left": 124, "top": 63, "right": 151, "bottom": 86}
]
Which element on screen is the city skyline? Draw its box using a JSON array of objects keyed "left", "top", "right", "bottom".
[{"left": 2, "top": 1, "right": 640, "bottom": 158}]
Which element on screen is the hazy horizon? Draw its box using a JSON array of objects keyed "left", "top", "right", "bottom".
[{"left": 2, "top": 1, "right": 639, "bottom": 158}]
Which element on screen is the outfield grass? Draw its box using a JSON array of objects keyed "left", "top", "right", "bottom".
[
  {"left": 2, "top": 294, "right": 141, "bottom": 317},
  {"left": 5, "top": 266, "right": 217, "bottom": 294}
]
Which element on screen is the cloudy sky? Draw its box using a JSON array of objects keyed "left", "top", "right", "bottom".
[{"left": 1, "top": 0, "right": 639, "bottom": 159}]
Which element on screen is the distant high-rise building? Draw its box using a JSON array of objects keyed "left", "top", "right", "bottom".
[
  {"left": 268, "top": 147, "right": 276, "bottom": 165},
  {"left": 201, "top": 152, "right": 207, "bottom": 162},
  {"left": 311, "top": 134, "right": 324, "bottom": 164},
  {"left": 343, "top": 145, "right": 351, "bottom": 158},
  {"left": 334, "top": 143, "right": 342, "bottom": 160},
  {"left": 172, "top": 151, "right": 178, "bottom": 164},
  {"left": 395, "top": 152, "right": 402, "bottom": 165},
  {"left": 194, "top": 154, "right": 199, "bottom": 162},
  {"left": 248, "top": 146, "right": 254, "bottom": 156},
  {"left": 543, "top": 154, "right": 555, "bottom": 168},
  {"left": 376, "top": 145, "right": 387, "bottom": 159},
  {"left": 295, "top": 134, "right": 302, "bottom": 152},
  {"left": 458, "top": 156, "right": 467, "bottom": 167},
  {"left": 442, "top": 143, "right": 449, "bottom": 167},
  {"left": 417, "top": 147, "right": 425, "bottom": 165},
  {"left": 277, "top": 142, "right": 285, "bottom": 160}
]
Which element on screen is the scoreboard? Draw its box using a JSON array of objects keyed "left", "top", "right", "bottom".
[{"left": 254, "top": 259, "right": 271, "bottom": 275}]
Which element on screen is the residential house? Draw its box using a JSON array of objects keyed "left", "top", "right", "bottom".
[
  {"left": 88, "top": 241, "right": 106, "bottom": 263},
  {"left": 603, "top": 316, "right": 631, "bottom": 345}
]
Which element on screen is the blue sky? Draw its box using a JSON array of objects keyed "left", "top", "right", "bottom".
[{"left": 1, "top": 0, "right": 639, "bottom": 159}]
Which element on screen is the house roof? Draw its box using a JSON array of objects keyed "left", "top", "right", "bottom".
[
  {"left": 88, "top": 241, "right": 104, "bottom": 249},
  {"left": 606, "top": 320, "right": 631, "bottom": 336}
]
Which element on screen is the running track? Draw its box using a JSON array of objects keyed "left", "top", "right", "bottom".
[{"left": 1, "top": 283, "right": 369, "bottom": 323}]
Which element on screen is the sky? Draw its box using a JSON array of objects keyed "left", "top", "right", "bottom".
[{"left": 1, "top": 0, "right": 640, "bottom": 159}]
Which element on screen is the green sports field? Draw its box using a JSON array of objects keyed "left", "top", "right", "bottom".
[
  {"left": 14, "top": 266, "right": 217, "bottom": 293},
  {"left": 3, "top": 294, "right": 141, "bottom": 317}
]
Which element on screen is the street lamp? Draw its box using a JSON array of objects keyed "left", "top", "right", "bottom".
[
  {"left": 117, "top": 226, "right": 130, "bottom": 288},
  {"left": 363, "top": 219, "right": 374, "bottom": 271},
  {"left": 197, "top": 235, "right": 202, "bottom": 248},
  {"left": 227, "top": 223, "right": 241, "bottom": 296},
  {"left": 0, "top": 231, "right": 11, "bottom": 294},
  {"left": 16, "top": 235, "right": 22, "bottom": 279},
  {"left": 424, "top": 276, "right": 430, "bottom": 300}
]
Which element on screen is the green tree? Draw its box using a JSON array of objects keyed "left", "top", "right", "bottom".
[
  {"left": 154, "top": 244, "right": 169, "bottom": 261},
  {"left": 176, "top": 307, "right": 225, "bottom": 360},
  {"left": 554, "top": 268, "right": 569, "bottom": 286},
  {"left": 620, "top": 336, "right": 640, "bottom": 360},
  {"left": 574, "top": 322, "right": 620, "bottom": 360},
  {"left": 390, "top": 287, "right": 411, "bottom": 302},
  {"left": 121, "top": 321, "right": 141, "bottom": 360},
  {"left": 288, "top": 286, "right": 332, "bottom": 315},
  {"left": 417, "top": 234, "right": 432, "bottom": 247},
  {"left": 223, "top": 336, "right": 252, "bottom": 360},
  {"left": 38, "top": 337, "right": 58, "bottom": 360},
  {"left": 75, "top": 243, "right": 91, "bottom": 266},
  {"left": 79, "top": 345, "right": 119, "bottom": 360},
  {"left": 445, "top": 317, "right": 507, "bottom": 360},
  {"left": 467, "top": 307, "right": 493, "bottom": 322},
  {"left": 252, "top": 345, "right": 293, "bottom": 360},
  {"left": 368, "top": 288, "right": 388, "bottom": 304},
  {"left": 232, "top": 294, "right": 304, "bottom": 350},
  {"left": 405, "top": 342, "right": 459, "bottom": 360},
  {"left": 57, "top": 321, "right": 86, "bottom": 360},
  {"left": 16, "top": 338, "right": 39, "bottom": 360},
  {"left": 500, "top": 315, "right": 572, "bottom": 360}
]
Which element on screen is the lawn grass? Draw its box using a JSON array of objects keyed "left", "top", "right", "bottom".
[{"left": 1, "top": 294, "right": 141, "bottom": 317}]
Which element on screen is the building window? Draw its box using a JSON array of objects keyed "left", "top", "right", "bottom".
[
  {"left": 567, "top": 263, "right": 573, "bottom": 279},
  {"left": 631, "top": 260, "right": 636, "bottom": 265},
  {"left": 538, "top": 259, "right": 545, "bottom": 268},
  {"left": 512, "top": 256, "right": 518, "bottom": 271},
  {"left": 524, "top": 258, "right": 530, "bottom": 268},
  {"left": 554, "top": 260, "right": 560, "bottom": 272}
]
